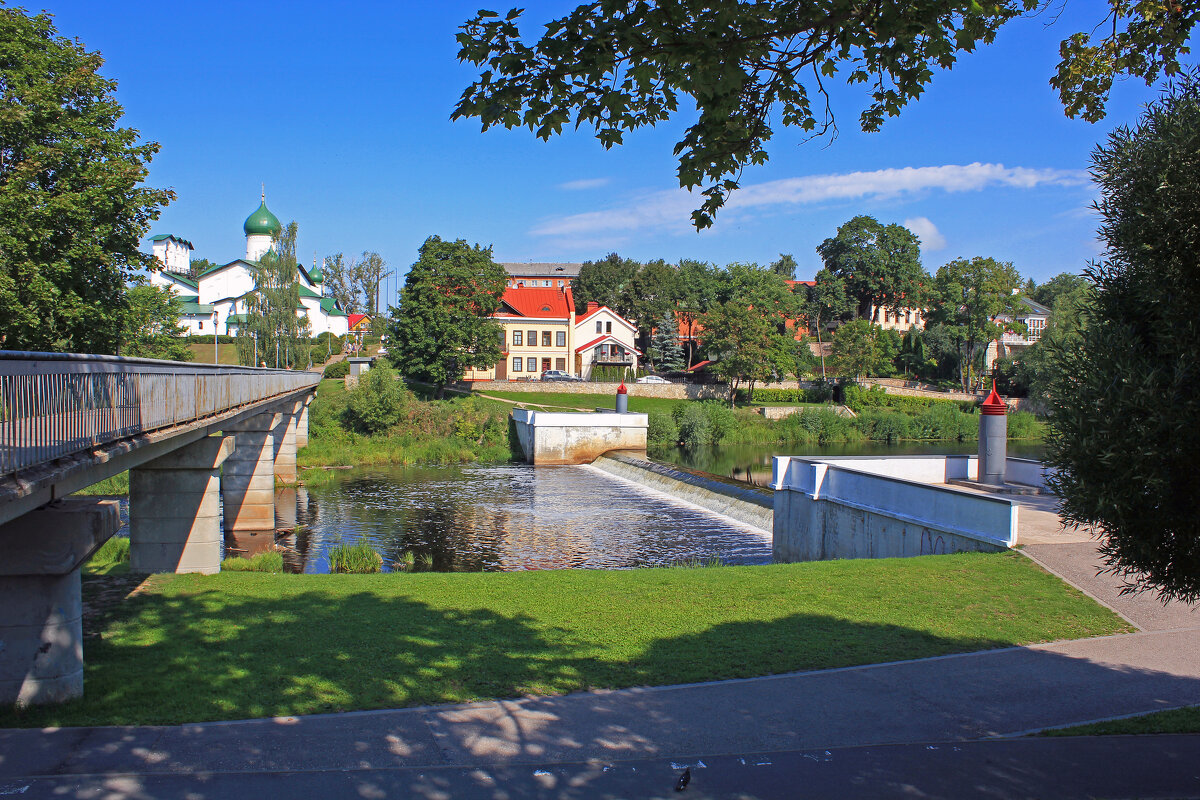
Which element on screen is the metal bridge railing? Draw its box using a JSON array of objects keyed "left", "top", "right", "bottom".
[{"left": 0, "top": 351, "right": 320, "bottom": 477}]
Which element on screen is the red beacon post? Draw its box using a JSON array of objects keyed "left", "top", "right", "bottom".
[
  {"left": 616, "top": 381, "right": 628, "bottom": 414},
  {"left": 978, "top": 382, "right": 1008, "bottom": 486}
]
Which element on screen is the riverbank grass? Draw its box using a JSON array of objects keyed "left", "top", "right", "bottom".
[{"left": 0, "top": 552, "right": 1128, "bottom": 728}]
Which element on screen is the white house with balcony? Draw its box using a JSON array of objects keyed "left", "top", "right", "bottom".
[
  {"left": 985, "top": 296, "right": 1051, "bottom": 372},
  {"left": 147, "top": 195, "right": 349, "bottom": 338},
  {"left": 575, "top": 301, "right": 640, "bottom": 379}
]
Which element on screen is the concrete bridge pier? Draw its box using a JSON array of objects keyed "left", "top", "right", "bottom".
[
  {"left": 272, "top": 400, "right": 302, "bottom": 485},
  {"left": 130, "top": 435, "right": 233, "bottom": 575},
  {"left": 0, "top": 498, "right": 119, "bottom": 706},
  {"left": 222, "top": 412, "right": 280, "bottom": 533},
  {"left": 295, "top": 396, "right": 312, "bottom": 449}
]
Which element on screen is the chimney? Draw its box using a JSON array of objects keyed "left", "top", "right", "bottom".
[{"left": 586, "top": 301, "right": 599, "bottom": 313}]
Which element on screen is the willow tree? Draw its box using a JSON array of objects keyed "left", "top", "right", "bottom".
[{"left": 238, "top": 222, "right": 310, "bottom": 368}]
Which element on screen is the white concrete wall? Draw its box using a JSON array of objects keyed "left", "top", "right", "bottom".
[
  {"left": 152, "top": 239, "right": 191, "bottom": 273},
  {"left": 246, "top": 234, "right": 272, "bottom": 261},
  {"left": 199, "top": 264, "right": 254, "bottom": 305},
  {"left": 511, "top": 408, "right": 648, "bottom": 464},
  {"left": 1005, "top": 457, "right": 1054, "bottom": 489},
  {"left": 771, "top": 456, "right": 1017, "bottom": 562}
]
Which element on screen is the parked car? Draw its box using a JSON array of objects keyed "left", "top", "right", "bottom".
[
  {"left": 541, "top": 370, "right": 582, "bottom": 382},
  {"left": 636, "top": 375, "right": 671, "bottom": 384}
]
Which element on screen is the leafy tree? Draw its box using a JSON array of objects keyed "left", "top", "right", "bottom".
[
  {"left": 675, "top": 259, "right": 720, "bottom": 368},
  {"left": 769, "top": 253, "right": 798, "bottom": 280},
  {"left": 817, "top": 216, "right": 926, "bottom": 322},
  {"left": 1046, "top": 74, "right": 1200, "bottom": 602},
  {"left": 621, "top": 259, "right": 680, "bottom": 348},
  {"left": 120, "top": 284, "right": 192, "bottom": 361},
  {"left": 1016, "top": 279, "right": 1094, "bottom": 401},
  {"left": 387, "top": 236, "right": 507, "bottom": 398},
  {"left": 700, "top": 300, "right": 793, "bottom": 407},
  {"left": 572, "top": 252, "right": 639, "bottom": 316},
  {"left": 451, "top": 2, "right": 1193, "bottom": 227},
  {"left": 187, "top": 258, "right": 219, "bottom": 281},
  {"left": 804, "top": 268, "right": 851, "bottom": 380},
  {"left": 648, "top": 311, "right": 685, "bottom": 373},
  {"left": 1028, "top": 272, "right": 1090, "bottom": 310},
  {"left": 896, "top": 326, "right": 933, "bottom": 379},
  {"left": 926, "top": 256, "right": 1024, "bottom": 391},
  {"left": 830, "top": 319, "right": 890, "bottom": 381},
  {"left": 238, "top": 222, "right": 310, "bottom": 368},
  {"left": 0, "top": 8, "right": 173, "bottom": 353},
  {"left": 354, "top": 251, "right": 391, "bottom": 316},
  {"left": 322, "top": 252, "right": 360, "bottom": 313}
]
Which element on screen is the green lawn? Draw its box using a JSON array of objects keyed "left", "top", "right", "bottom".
[
  {"left": 0, "top": 552, "right": 1128, "bottom": 728},
  {"left": 477, "top": 389, "right": 686, "bottom": 414},
  {"left": 1042, "top": 706, "right": 1200, "bottom": 736},
  {"left": 185, "top": 342, "right": 239, "bottom": 365}
]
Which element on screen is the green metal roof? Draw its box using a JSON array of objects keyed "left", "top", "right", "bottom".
[
  {"left": 160, "top": 272, "right": 199, "bottom": 290},
  {"left": 320, "top": 297, "right": 348, "bottom": 317},
  {"left": 179, "top": 302, "right": 215, "bottom": 315},
  {"left": 243, "top": 198, "right": 282, "bottom": 236},
  {"left": 149, "top": 233, "right": 194, "bottom": 249},
  {"left": 225, "top": 314, "right": 251, "bottom": 324},
  {"left": 175, "top": 294, "right": 199, "bottom": 304},
  {"left": 297, "top": 285, "right": 321, "bottom": 298}
]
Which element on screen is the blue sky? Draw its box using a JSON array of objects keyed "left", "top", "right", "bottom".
[{"left": 39, "top": 1, "right": 1175, "bottom": 301}]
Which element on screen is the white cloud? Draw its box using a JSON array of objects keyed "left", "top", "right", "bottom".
[
  {"left": 903, "top": 216, "right": 947, "bottom": 251},
  {"left": 557, "top": 177, "right": 611, "bottom": 191},
  {"left": 532, "top": 163, "right": 1088, "bottom": 237}
]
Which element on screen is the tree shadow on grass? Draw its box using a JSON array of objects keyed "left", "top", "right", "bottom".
[{"left": 1, "top": 574, "right": 1040, "bottom": 731}]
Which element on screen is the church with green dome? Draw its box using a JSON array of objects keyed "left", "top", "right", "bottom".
[{"left": 147, "top": 193, "right": 349, "bottom": 339}]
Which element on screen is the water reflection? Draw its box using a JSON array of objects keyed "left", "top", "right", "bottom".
[
  {"left": 292, "top": 464, "right": 772, "bottom": 574},
  {"left": 656, "top": 440, "right": 1047, "bottom": 488}
]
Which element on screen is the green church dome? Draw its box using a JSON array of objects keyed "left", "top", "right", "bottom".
[{"left": 243, "top": 197, "right": 281, "bottom": 237}]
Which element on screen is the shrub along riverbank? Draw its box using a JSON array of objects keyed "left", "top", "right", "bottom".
[
  {"left": 298, "top": 371, "right": 516, "bottom": 469},
  {"left": 0, "top": 551, "right": 1127, "bottom": 728}
]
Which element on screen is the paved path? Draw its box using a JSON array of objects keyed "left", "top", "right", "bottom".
[{"left": 3, "top": 492, "right": 1200, "bottom": 797}]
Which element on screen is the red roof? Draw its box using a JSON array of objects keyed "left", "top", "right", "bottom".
[
  {"left": 497, "top": 286, "right": 572, "bottom": 319},
  {"left": 348, "top": 314, "right": 370, "bottom": 330},
  {"left": 576, "top": 334, "right": 643, "bottom": 355}
]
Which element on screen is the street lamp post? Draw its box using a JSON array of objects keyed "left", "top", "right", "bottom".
[{"left": 212, "top": 311, "right": 218, "bottom": 364}]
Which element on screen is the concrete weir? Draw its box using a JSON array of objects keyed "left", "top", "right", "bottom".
[
  {"left": 510, "top": 408, "right": 648, "bottom": 465},
  {"left": 591, "top": 453, "right": 773, "bottom": 533}
]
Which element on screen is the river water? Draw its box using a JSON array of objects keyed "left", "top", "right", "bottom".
[{"left": 277, "top": 463, "right": 774, "bottom": 574}]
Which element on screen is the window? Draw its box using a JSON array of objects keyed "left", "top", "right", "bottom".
[
  {"left": 557, "top": 280, "right": 564, "bottom": 287},
  {"left": 527, "top": 330, "right": 536, "bottom": 345},
  {"left": 527, "top": 357, "right": 537, "bottom": 372},
  {"left": 596, "top": 320, "right": 603, "bottom": 333},
  {"left": 198, "top": 321, "right": 204, "bottom": 330},
  {"left": 541, "top": 331, "right": 551, "bottom": 347},
  {"left": 555, "top": 358, "right": 566, "bottom": 370},
  {"left": 555, "top": 331, "right": 565, "bottom": 347},
  {"left": 512, "top": 357, "right": 522, "bottom": 372},
  {"left": 512, "top": 330, "right": 522, "bottom": 346},
  {"left": 605, "top": 321, "right": 612, "bottom": 333},
  {"left": 499, "top": 330, "right": 506, "bottom": 348}
]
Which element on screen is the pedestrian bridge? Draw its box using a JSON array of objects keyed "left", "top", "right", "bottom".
[{"left": 0, "top": 351, "right": 321, "bottom": 707}]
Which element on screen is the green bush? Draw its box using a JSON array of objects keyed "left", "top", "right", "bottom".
[
  {"left": 1007, "top": 410, "right": 1043, "bottom": 440},
  {"left": 701, "top": 400, "right": 737, "bottom": 443},
  {"left": 222, "top": 551, "right": 285, "bottom": 573},
  {"left": 856, "top": 408, "right": 913, "bottom": 442},
  {"left": 647, "top": 410, "right": 679, "bottom": 446},
  {"left": 911, "top": 403, "right": 976, "bottom": 440},
  {"left": 740, "top": 387, "right": 830, "bottom": 403},
  {"left": 342, "top": 363, "right": 413, "bottom": 434},
  {"left": 792, "top": 408, "right": 863, "bottom": 444},
  {"left": 328, "top": 542, "right": 382, "bottom": 574},
  {"left": 323, "top": 360, "right": 350, "bottom": 379},
  {"left": 673, "top": 403, "right": 711, "bottom": 449}
]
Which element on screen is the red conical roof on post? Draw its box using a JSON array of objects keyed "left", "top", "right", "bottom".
[
  {"left": 981, "top": 381, "right": 1007, "bottom": 416},
  {"left": 617, "top": 382, "right": 627, "bottom": 394}
]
